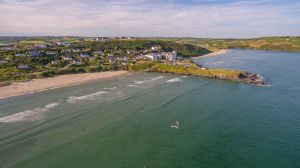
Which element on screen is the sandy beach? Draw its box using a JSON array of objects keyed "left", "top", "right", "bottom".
[
  {"left": 197, "top": 49, "right": 228, "bottom": 58},
  {"left": 0, "top": 71, "right": 128, "bottom": 99}
]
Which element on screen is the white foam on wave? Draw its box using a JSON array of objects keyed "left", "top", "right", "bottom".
[
  {"left": 134, "top": 80, "right": 146, "bottom": 84},
  {"left": 151, "top": 76, "right": 164, "bottom": 80},
  {"left": 67, "top": 91, "right": 108, "bottom": 103},
  {"left": 166, "top": 78, "right": 182, "bottom": 83},
  {"left": 104, "top": 87, "right": 117, "bottom": 90},
  {"left": 131, "top": 76, "right": 164, "bottom": 86},
  {"left": 0, "top": 102, "right": 60, "bottom": 123},
  {"left": 257, "top": 74, "right": 264, "bottom": 80},
  {"left": 127, "top": 84, "right": 143, "bottom": 88}
]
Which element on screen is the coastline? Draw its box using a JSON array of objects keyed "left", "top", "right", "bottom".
[
  {"left": 0, "top": 71, "right": 128, "bottom": 99},
  {"left": 195, "top": 49, "right": 228, "bottom": 58}
]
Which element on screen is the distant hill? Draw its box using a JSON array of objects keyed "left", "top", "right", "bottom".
[
  {"left": 1, "top": 36, "right": 300, "bottom": 52},
  {"left": 155, "top": 36, "right": 300, "bottom": 52}
]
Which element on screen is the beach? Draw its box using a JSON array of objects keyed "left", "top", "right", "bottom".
[
  {"left": 197, "top": 49, "right": 228, "bottom": 58},
  {"left": 0, "top": 71, "right": 127, "bottom": 99}
]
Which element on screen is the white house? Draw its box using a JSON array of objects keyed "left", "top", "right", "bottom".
[
  {"left": 143, "top": 53, "right": 162, "bottom": 60},
  {"left": 151, "top": 46, "right": 161, "bottom": 51},
  {"left": 80, "top": 53, "right": 90, "bottom": 58},
  {"left": 18, "top": 64, "right": 31, "bottom": 70},
  {"left": 1, "top": 45, "right": 17, "bottom": 51},
  {"left": 73, "top": 60, "right": 83, "bottom": 66},
  {"left": 0, "top": 60, "right": 8, "bottom": 64},
  {"left": 15, "top": 53, "right": 27, "bottom": 57},
  {"left": 35, "top": 44, "right": 47, "bottom": 49},
  {"left": 107, "top": 55, "right": 116, "bottom": 64},
  {"left": 56, "top": 42, "right": 71, "bottom": 46},
  {"left": 29, "top": 51, "right": 41, "bottom": 57},
  {"left": 89, "top": 57, "right": 97, "bottom": 61},
  {"left": 50, "top": 60, "right": 59, "bottom": 65},
  {"left": 63, "top": 56, "right": 73, "bottom": 61},
  {"left": 126, "top": 50, "right": 136, "bottom": 54},
  {"left": 72, "top": 49, "right": 81, "bottom": 53},
  {"left": 92, "top": 50, "right": 103, "bottom": 55},
  {"left": 46, "top": 51, "right": 57, "bottom": 56}
]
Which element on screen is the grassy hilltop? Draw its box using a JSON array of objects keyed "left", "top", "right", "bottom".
[
  {"left": 128, "top": 61, "right": 244, "bottom": 81},
  {"left": 128, "top": 61, "right": 266, "bottom": 85},
  {"left": 148, "top": 36, "right": 300, "bottom": 52}
]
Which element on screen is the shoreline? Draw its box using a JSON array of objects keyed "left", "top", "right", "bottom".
[
  {"left": 0, "top": 71, "right": 128, "bottom": 99},
  {"left": 195, "top": 49, "right": 228, "bottom": 58}
]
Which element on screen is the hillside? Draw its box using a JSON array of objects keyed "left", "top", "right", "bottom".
[{"left": 168, "top": 36, "right": 300, "bottom": 52}]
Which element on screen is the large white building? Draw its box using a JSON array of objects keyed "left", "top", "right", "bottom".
[
  {"left": 163, "top": 51, "right": 177, "bottom": 62},
  {"left": 143, "top": 53, "right": 162, "bottom": 60},
  {"left": 143, "top": 51, "right": 177, "bottom": 63}
]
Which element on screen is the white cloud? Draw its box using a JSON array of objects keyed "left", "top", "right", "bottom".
[{"left": 0, "top": 0, "right": 299, "bottom": 37}]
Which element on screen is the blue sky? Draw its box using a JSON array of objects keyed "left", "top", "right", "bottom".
[{"left": 0, "top": 0, "right": 299, "bottom": 38}]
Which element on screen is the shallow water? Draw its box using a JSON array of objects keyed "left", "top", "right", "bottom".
[{"left": 0, "top": 49, "right": 300, "bottom": 168}]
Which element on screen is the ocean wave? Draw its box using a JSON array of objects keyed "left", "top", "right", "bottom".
[
  {"left": 127, "top": 84, "right": 143, "bottom": 88},
  {"left": 151, "top": 76, "right": 164, "bottom": 80},
  {"left": 166, "top": 78, "right": 182, "bottom": 83},
  {"left": 0, "top": 102, "right": 60, "bottom": 123},
  {"left": 132, "top": 76, "right": 164, "bottom": 85},
  {"left": 67, "top": 91, "right": 108, "bottom": 103},
  {"left": 134, "top": 80, "right": 146, "bottom": 84},
  {"left": 213, "top": 61, "right": 223, "bottom": 65},
  {"left": 104, "top": 87, "right": 117, "bottom": 90}
]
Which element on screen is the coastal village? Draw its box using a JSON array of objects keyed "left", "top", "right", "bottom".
[
  {"left": 0, "top": 37, "right": 267, "bottom": 86},
  {"left": 0, "top": 37, "right": 178, "bottom": 71}
]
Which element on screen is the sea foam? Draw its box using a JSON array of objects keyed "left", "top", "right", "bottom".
[
  {"left": 67, "top": 91, "right": 108, "bottom": 103},
  {"left": 0, "top": 102, "right": 60, "bottom": 123},
  {"left": 127, "top": 84, "right": 143, "bottom": 88},
  {"left": 166, "top": 78, "right": 182, "bottom": 83},
  {"left": 104, "top": 87, "right": 117, "bottom": 90},
  {"left": 132, "top": 76, "right": 164, "bottom": 85}
]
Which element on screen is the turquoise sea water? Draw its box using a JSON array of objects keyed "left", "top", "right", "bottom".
[{"left": 0, "top": 49, "right": 300, "bottom": 168}]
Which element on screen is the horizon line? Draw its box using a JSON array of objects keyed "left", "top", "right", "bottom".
[{"left": 1, "top": 35, "right": 300, "bottom": 40}]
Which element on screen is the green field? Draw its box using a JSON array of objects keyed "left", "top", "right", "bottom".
[
  {"left": 161, "top": 36, "right": 300, "bottom": 52},
  {"left": 129, "top": 61, "right": 244, "bottom": 81}
]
